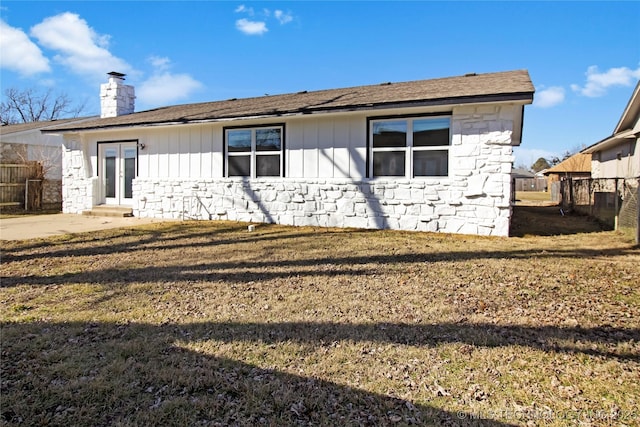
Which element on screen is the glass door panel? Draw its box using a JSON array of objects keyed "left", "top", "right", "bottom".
[
  {"left": 123, "top": 147, "right": 137, "bottom": 200},
  {"left": 100, "top": 143, "right": 137, "bottom": 205},
  {"left": 105, "top": 148, "right": 117, "bottom": 199}
]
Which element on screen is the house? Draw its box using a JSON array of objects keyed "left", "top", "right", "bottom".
[
  {"left": 542, "top": 152, "right": 592, "bottom": 206},
  {"left": 582, "top": 81, "right": 639, "bottom": 180},
  {"left": 543, "top": 152, "right": 592, "bottom": 187},
  {"left": 0, "top": 118, "right": 94, "bottom": 208},
  {"left": 581, "top": 81, "right": 639, "bottom": 239},
  {"left": 44, "top": 70, "right": 534, "bottom": 236}
]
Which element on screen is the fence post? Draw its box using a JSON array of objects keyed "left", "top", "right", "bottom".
[
  {"left": 614, "top": 178, "right": 619, "bottom": 231},
  {"left": 568, "top": 177, "right": 574, "bottom": 209},
  {"left": 636, "top": 183, "right": 639, "bottom": 245},
  {"left": 24, "top": 178, "right": 28, "bottom": 210},
  {"left": 588, "top": 178, "right": 595, "bottom": 216}
]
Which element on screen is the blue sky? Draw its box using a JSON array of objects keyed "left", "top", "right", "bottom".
[{"left": 1, "top": 1, "right": 639, "bottom": 168}]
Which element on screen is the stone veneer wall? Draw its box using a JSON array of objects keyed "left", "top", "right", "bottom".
[
  {"left": 61, "top": 139, "right": 95, "bottom": 214},
  {"left": 133, "top": 176, "right": 511, "bottom": 236}
]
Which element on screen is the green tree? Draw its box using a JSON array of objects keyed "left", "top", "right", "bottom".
[{"left": 531, "top": 157, "right": 551, "bottom": 172}]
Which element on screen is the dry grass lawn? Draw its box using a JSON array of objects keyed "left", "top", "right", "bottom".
[
  {"left": 515, "top": 191, "right": 553, "bottom": 204},
  {"left": 1, "top": 208, "right": 639, "bottom": 426}
]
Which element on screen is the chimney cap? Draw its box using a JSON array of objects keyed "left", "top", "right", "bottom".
[{"left": 107, "top": 71, "right": 126, "bottom": 78}]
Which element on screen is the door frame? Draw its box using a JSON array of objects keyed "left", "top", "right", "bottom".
[{"left": 97, "top": 140, "right": 139, "bottom": 206}]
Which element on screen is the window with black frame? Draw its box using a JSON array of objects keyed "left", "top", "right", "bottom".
[
  {"left": 226, "top": 126, "right": 283, "bottom": 177},
  {"left": 371, "top": 116, "right": 450, "bottom": 178}
]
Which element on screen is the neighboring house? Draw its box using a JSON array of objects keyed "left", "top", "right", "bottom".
[
  {"left": 0, "top": 118, "right": 94, "bottom": 207},
  {"left": 543, "top": 153, "right": 591, "bottom": 204},
  {"left": 544, "top": 153, "right": 592, "bottom": 185},
  {"left": 582, "top": 81, "right": 639, "bottom": 239},
  {"left": 582, "top": 81, "right": 639, "bottom": 180},
  {"left": 45, "top": 70, "right": 534, "bottom": 236}
]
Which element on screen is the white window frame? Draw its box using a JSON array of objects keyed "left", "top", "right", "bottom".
[
  {"left": 225, "top": 125, "right": 284, "bottom": 178},
  {"left": 370, "top": 116, "right": 451, "bottom": 178}
]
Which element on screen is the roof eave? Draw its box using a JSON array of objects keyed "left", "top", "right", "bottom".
[
  {"left": 613, "top": 81, "right": 640, "bottom": 134},
  {"left": 43, "top": 92, "right": 534, "bottom": 134},
  {"left": 582, "top": 129, "right": 638, "bottom": 154}
]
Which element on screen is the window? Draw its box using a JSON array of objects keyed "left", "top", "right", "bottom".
[
  {"left": 370, "top": 116, "right": 450, "bottom": 178},
  {"left": 225, "top": 125, "right": 283, "bottom": 177}
]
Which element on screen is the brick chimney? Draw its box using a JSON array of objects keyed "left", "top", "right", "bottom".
[{"left": 100, "top": 71, "right": 135, "bottom": 118}]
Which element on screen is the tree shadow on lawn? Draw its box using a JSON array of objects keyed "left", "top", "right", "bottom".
[
  {"left": 200, "top": 320, "right": 638, "bottom": 362},
  {"left": 1, "top": 320, "right": 517, "bottom": 426},
  {"left": 0, "top": 221, "right": 252, "bottom": 256},
  {"left": 2, "top": 244, "right": 637, "bottom": 289},
  {"left": 1, "top": 205, "right": 629, "bottom": 263},
  {"left": 0, "top": 223, "right": 334, "bottom": 263}
]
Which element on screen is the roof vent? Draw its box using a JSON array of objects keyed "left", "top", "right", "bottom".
[
  {"left": 297, "top": 90, "right": 308, "bottom": 94},
  {"left": 380, "top": 82, "right": 392, "bottom": 86},
  {"left": 464, "top": 73, "right": 477, "bottom": 77}
]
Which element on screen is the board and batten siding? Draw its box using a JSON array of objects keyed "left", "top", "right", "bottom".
[
  {"left": 115, "top": 115, "right": 366, "bottom": 179},
  {"left": 138, "top": 125, "right": 220, "bottom": 179},
  {"left": 286, "top": 115, "right": 366, "bottom": 178}
]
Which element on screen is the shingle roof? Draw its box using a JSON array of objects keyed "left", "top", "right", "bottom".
[
  {"left": 44, "top": 70, "right": 534, "bottom": 133},
  {"left": 0, "top": 117, "right": 96, "bottom": 135},
  {"left": 511, "top": 167, "right": 536, "bottom": 178},
  {"left": 544, "top": 153, "right": 592, "bottom": 174}
]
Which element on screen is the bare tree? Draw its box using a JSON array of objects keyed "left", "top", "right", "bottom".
[
  {"left": 0, "top": 87, "right": 87, "bottom": 125},
  {"left": 0, "top": 87, "right": 79, "bottom": 209}
]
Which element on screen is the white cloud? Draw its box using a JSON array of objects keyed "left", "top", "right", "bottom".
[
  {"left": 274, "top": 10, "right": 293, "bottom": 24},
  {"left": 0, "top": 19, "right": 50, "bottom": 76},
  {"left": 571, "top": 65, "right": 640, "bottom": 97},
  {"left": 30, "top": 12, "right": 131, "bottom": 81},
  {"left": 137, "top": 57, "right": 203, "bottom": 107},
  {"left": 148, "top": 55, "right": 171, "bottom": 71},
  {"left": 534, "top": 86, "right": 565, "bottom": 108},
  {"left": 235, "top": 18, "right": 268, "bottom": 36},
  {"left": 234, "top": 5, "right": 293, "bottom": 34},
  {"left": 235, "top": 5, "right": 253, "bottom": 15}
]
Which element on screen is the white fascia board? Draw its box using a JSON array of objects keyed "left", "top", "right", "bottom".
[{"left": 582, "top": 129, "right": 638, "bottom": 154}]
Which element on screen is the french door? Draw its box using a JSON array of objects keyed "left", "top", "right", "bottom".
[{"left": 99, "top": 142, "right": 137, "bottom": 205}]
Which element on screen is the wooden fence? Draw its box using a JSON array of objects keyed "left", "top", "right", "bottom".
[
  {"left": 0, "top": 162, "right": 43, "bottom": 208},
  {"left": 559, "top": 177, "right": 639, "bottom": 244}
]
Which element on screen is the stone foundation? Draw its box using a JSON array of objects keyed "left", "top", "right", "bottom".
[{"left": 133, "top": 177, "right": 511, "bottom": 236}]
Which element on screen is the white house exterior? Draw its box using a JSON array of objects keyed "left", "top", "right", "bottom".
[
  {"left": 583, "top": 82, "right": 639, "bottom": 179},
  {"left": 47, "top": 70, "right": 534, "bottom": 236}
]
